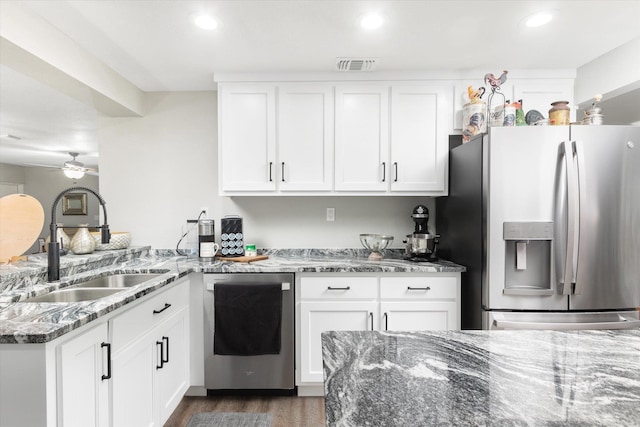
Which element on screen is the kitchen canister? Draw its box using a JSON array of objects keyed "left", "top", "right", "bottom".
[
  {"left": 462, "top": 102, "right": 487, "bottom": 142},
  {"left": 70, "top": 224, "right": 96, "bottom": 254},
  {"left": 549, "top": 101, "right": 570, "bottom": 125}
]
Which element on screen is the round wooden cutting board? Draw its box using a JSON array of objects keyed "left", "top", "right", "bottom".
[{"left": 0, "top": 194, "right": 45, "bottom": 263}]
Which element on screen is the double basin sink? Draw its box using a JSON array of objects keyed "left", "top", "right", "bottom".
[{"left": 24, "top": 273, "right": 165, "bottom": 303}]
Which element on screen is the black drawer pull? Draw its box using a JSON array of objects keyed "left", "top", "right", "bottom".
[
  {"left": 369, "top": 312, "right": 373, "bottom": 330},
  {"left": 101, "top": 342, "right": 112, "bottom": 381},
  {"left": 383, "top": 312, "right": 388, "bottom": 331},
  {"left": 407, "top": 286, "right": 431, "bottom": 291},
  {"left": 327, "top": 286, "right": 350, "bottom": 291},
  {"left": 153, "top": 303, "right": 171, "bottom": 314}
]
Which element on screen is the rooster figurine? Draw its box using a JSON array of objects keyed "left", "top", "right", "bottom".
[
  {"left": 467, "top": 86, "right": 485, "bottom": 104},
  {"left": 484, "top": 70, "right": 508, "bottom": 91}
]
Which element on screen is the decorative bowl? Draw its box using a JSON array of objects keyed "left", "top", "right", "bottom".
[
  {"left": 359, "top": 234, "right": 394, "bottom": 260},
  {"left": 90, "top": 231, "right": 131, "bottom": 251}
]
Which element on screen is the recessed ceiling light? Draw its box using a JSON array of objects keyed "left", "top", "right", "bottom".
[
  {"left": 194, "top": 14, "right": 218, "bottom": 30},
  {"left": 525, "top": 11, "right": 554, "bottom": 28},
  {"left": 361, "top": 14, "right": 383, "bottom": 30}
]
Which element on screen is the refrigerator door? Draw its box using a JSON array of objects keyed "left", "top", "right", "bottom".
[
  {"left": 485, "top": 126, "right": 569, "bottom": 310},
  {"left": 484, "top": 310, "right": 640, "bottom": 330},
  {"left": 569, "top": 126, "right": 640, "bottom": 310}
]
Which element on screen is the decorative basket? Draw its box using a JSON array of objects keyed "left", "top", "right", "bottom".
[{"left": 90, "top": 231, "right": 131, "bottom": 251}]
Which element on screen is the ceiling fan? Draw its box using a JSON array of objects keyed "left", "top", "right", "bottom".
[{"left": 25, "top": 152, "right": 99, "bottom": 178}]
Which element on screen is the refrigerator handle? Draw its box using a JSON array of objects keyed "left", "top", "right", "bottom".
[
  {"left": 558, "top": 140, "right": 578, "bottom": 295},
  {"left": 493, "top": 318, "right": 640, "bottom": 330},
  {"left": 573, "top": 140, "right": 587, "bottom": 295}
]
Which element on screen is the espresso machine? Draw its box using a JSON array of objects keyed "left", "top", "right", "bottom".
[{"left": 404, "top": 204, "right": 439, "bottom": 261}]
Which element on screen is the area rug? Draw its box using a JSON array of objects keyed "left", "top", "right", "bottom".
[{"left": 186, "top": 412, "right": 273, "bottom": 427}]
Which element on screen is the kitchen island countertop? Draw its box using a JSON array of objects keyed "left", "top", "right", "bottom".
[
  {"left": 322, "top": 330, "right": 640, "bottom": 427},
  {"left": 0, "top": 248, "right": 464, "bottom": 344}
]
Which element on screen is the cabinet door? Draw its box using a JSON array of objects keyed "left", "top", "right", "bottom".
[
  {"left": 380, "top": 301, "right": 458, "bottom": 331},
  {"left": 57, "top": 322, "right": 110, "bottom": 427},
  {"left": 112, "top": 331, "right": 155, "bottom": 427},
  {"left": 156, "top": 308, "right": 190, "bottom": 425},
  {"left": 219, "top": 84, "right": 276, "bottom": 192},
  {"left": 300, "top": 301, "right": 378, "bottom": 383},
  {"left": 278, "top": 85, "right": 334, "bottom": 192},
  {"left": 335, "top": 85, "right": 389, "bottom": 191},
  {"left": 390, "top": 85, "right": 449, "bottom": 193}
]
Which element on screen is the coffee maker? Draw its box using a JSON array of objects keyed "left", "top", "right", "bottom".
[{"left": 404, "top": 204, "right": 439, "bottom": 261}]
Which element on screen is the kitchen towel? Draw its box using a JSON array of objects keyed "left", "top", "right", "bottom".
[
  {"left": 186, "top": 412, "right": 272, "bottom": 427},
  {"left": 214, "top": 283, "right": 282, "bottom": 355}
]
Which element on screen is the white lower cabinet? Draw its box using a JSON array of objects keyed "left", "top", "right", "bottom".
[
  {"left": 0, "top": 277, "right": 191, "bottom": 427},
  {"left": 57, "top": 322, "right": 110, "bottom": 427},
  {"left": 111, "top": 280, "right": 190, "bottom": 427},
  {"left": 300, "top": 301, "right": 378, "bottom": 383},
  {"left": 297, "top": 273, "right": 460, "bottom": 393}
]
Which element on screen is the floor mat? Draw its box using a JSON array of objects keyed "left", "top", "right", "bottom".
[{"left": 186, "top": 412, "right": 273, "bottom": 427}]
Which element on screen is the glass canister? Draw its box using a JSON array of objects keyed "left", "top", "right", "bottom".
[
  {"left": 70, "top": 224, "right": 96, "bottom": 254},
  {"left": 549, "top": 101, "right": 570, "bottom": 125}
]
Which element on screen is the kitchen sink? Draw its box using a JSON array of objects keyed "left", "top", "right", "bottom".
[
  {"left": 24, "top": 288, "right": 125, "bottom": 303},
  {"left": 73, "top": 273, "right": 164, "bottom": 289}
]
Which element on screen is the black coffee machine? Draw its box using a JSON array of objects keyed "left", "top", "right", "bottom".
[{"left": 404, "top": 204, "right": 439, "bottom": 261}]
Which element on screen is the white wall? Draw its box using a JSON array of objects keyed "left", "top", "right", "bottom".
[{"left": 99, "top": 92, "right": 433, "bottom": 250}]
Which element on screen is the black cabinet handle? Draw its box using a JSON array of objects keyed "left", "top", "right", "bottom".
[
  {"left": 383, "top": 313, "right": 388, "bottom": 331},
  {"left": 162, "top": 336, "right": 170, "bottom": 364},
  {"left": 327, "top": 286, "right": 350, "bottom": 291},
  {"left": 269, "top": 162, "right": 273, "bottom": 182},
  {"left": 407, "top": 286, "right": 431, "bottom": 291},
  {"left": 369, "top": 312, "right": 373, "bottom": 330},
  {"left": 281, "top": 162, "right": 285, "bottom": 182},
  {"left": 394, "top": 162, "right": 398, "bottom": 182},
  {"left": 101, "top": 342, "right": 112, "bottom": 380},
  {"left": 156, "top": 340, "right": 164, "bottom": 369},
  {"left": 153, "top": 303, "right": 171, "bottom": 314},
  {"left": 381, "top": 162, "right": 386, "bottom": 182}
]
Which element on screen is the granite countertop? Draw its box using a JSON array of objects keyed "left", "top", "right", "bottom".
[
  {"left": 322, "top": 330, "right": 640, "bottom": 427},
  {"left": 0, "top": 248, "right": 465, "bottom": 344}
]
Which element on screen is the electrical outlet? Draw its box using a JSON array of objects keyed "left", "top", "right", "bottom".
[
  {"left": 326, "top": 207, "right": 336, "bottom": 222},
  {"left": 200, "top": 207, "right": 209, "bottom": 218}
]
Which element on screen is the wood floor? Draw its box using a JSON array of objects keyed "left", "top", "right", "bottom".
[{"left": 164, "top": 395, "right": 326, "bottom": 427}]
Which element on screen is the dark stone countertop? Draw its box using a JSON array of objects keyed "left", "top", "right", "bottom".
[
  {"left": 322, "top": 330, "right": 640, "bottom": 427},
  {"left": 0, "top": 248, "right": 464, "bottom": 344}
]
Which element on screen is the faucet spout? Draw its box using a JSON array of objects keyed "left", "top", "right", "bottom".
[{"left": 48, "top": 187, "right": 110, "bottom": 282}]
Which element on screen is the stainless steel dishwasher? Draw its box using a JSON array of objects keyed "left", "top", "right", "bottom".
[{"left": 203, "top": 273, "right": 295, "bottom": 394}]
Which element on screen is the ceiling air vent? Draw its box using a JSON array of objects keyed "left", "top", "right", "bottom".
[{"left": 336, "top": 58, "right": 378, "bottom": 71}]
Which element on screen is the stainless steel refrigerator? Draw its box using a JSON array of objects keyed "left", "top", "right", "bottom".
[{"left": 436, "top": 125, "right": 640, "bottom": 330}]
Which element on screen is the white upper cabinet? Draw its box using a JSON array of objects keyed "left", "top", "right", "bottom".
[
  {"left": 334, "top": 85, "right": 390, "bottom": 192},
  {"left": 390, "top": 85, "right": 449, "bottom": 193},
  {"left": 219, "top": 85, "right": 276, "bottom": 192},
  {"left": 278, "top": 85, "right": 334, "bottom": 192}
]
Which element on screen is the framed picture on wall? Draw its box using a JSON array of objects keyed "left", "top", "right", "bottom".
[{"left": 62, "top": 193, "right": 87, "bottom": 215}]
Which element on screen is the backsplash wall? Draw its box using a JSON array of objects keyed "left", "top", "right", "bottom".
[{"left": 99, "top": 91, "right": 437, "bottom": 250}]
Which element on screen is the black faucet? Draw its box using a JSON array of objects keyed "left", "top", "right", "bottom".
[{"left": 48, "top": 187, "right": 110, "bottom": 282}]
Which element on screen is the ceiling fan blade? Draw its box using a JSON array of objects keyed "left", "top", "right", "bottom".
[{"left": 23, "top": 162, "right": 61, "bottom": 169}]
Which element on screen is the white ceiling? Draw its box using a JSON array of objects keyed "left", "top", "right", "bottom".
[{"left": 1, "top": 0, "right": 640, "bottom": 170}]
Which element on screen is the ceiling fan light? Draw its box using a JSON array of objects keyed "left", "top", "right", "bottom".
[{"left": 64, "top": 169, "right": 85, "bottom": 179}]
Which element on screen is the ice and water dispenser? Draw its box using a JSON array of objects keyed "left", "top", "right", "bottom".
[{"left": 503, "top": 222, "right": 554, "bottom": 295}]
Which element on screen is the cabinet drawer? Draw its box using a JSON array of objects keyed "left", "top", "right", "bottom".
[
  {"left": 111, "top": 280, "right": 189, "bottom": 350},
  {"left": 380, "top": 276, "right": 457, "bottom": 300},
  {"left": 300, "top": 277, "right": 377, "bottom": 299}
]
